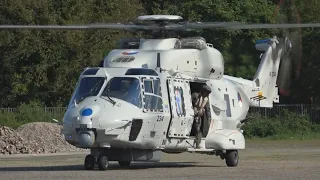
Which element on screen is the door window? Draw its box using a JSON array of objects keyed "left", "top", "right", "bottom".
[{"left": 174, "top": 86, "right": 186, "bottom": 116}]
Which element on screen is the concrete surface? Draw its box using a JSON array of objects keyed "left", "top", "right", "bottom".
[{"left": 0, "top": 140, "right": 320, "bottom": 180}]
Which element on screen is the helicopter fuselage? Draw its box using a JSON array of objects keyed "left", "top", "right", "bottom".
[
  {"left": 61, "top": 35, "right": 282, "bottom": 167},
  {"left": 61, "top": 66, "right": 246, "bottom": 161}
]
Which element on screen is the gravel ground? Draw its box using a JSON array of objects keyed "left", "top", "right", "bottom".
[
  {"left": 0, "top": 140, "right": 319, "bottom": 180},
  {"left": 0, "top": 122, "right": 84, "bottom": 155}
]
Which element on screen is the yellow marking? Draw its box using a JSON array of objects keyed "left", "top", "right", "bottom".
[{"left": 258, "top": 91, "right": 263, "bottom": 97}]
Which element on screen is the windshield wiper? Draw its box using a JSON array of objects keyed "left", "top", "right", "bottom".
[
  {"left": 101, "top": 95, "right": 116, "bottom": 106},
  {"left": 76, "top": 91, "right": 93, "bottom": 104},
  {"left": 76, "top": 84, "right": 101, "bottom": 104},
  {"left": 76, "top": 94, "right": 88, "bottom": 104}
]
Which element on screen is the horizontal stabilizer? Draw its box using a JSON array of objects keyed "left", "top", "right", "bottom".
[
  {"left": 255, "top": 38, "right": 275, "bottom": 51},
  {"left": 255, "top": 38, "right": 272, "bottom": 44}
]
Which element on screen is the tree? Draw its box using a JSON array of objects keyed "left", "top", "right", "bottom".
[{"left": 0, "top": 0, "right": 144, "bottom": 107}]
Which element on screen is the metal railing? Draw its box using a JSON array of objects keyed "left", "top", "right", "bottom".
[
  {"left": 0, "top": 107, "right": 67, "bottom": 121},
  {"left": 0, "top": 104, "right": 319, "bottom": 123},
  {"left": 249, "top": 104, "right": 320, "bottom": 123}
]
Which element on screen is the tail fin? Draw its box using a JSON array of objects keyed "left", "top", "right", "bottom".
[{"left": 251, "top": 37, "right": 283, "bottom": 107}]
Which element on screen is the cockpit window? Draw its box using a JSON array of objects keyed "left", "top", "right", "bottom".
[
  {"left": 101, "top": 77, "right": 142, "bottom": 108},
  {"left": 69, "top": 77, "right": 105, "bottom": 105}
]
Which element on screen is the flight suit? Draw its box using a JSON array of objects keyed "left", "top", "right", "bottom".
[{"left": 192, "top": 92, "right": 209, "bottom": 148}]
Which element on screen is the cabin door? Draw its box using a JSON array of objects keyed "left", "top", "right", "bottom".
[{"left": 167, "top": 77, "right": 194, "bottom": 138}]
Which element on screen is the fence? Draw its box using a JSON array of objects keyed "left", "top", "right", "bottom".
[
  {"left": 0, "top": 107, "right": 67, "bottom": 121},
  {"left": 0, "top": 104, "right": 319, "bottom": 124},
  {"left": 249, "top": 104, "right": 320, "bottom": 123}
]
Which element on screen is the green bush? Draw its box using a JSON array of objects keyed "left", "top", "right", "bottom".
[
  {"left": 0, "top": 102, "right": 52, "bottom": 129},
  {"left": 243, "top": 110, "right": 320, "bottom": 140},
  {"left": 0, "top": 111, "right": 19, "bottom": 129}
]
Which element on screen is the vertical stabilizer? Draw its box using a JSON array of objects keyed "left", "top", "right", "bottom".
[{"left": 251, "top": 37, "right": 283, "bottom": 107}]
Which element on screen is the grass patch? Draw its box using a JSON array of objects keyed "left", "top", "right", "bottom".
[
  {"left": 243, "top": 110, "right": 320, "bottom": 140},
  {"left": 245, "top": 133, "right": 320, "bottom": 141},
  {"left": 0, "top": 102, "right": 64, "bottom": 129}
]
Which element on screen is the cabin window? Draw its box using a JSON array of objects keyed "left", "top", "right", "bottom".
[
  {"left": 224, "top": 94, "right": 232, "bottom": 117},
  {"left": 144, "top": 95, "right": 163, "bottom": 111},
  {"left": 144, "top": 80, "right": 153, "bottom": 93},
  {"left": 143, "top": 79, "right": 163, "bottom": 112},
  {"left": 153, "top": 79, "right": 161, "bottom": 96}
]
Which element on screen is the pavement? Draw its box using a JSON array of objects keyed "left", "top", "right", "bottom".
[{"left": 0, "top": 139, "right": 320, "bottom": 180}]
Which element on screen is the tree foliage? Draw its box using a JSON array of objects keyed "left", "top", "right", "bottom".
[
  {"left": 0, "top": 0, "right": 320, "bottom": 107},
  {"left": 0, "top": 0, "right": 144, "bottom": 107}
]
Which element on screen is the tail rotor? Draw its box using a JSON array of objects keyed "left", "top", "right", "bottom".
[{"left": 274, "top": 0, "right": 302, "bottom": 97}]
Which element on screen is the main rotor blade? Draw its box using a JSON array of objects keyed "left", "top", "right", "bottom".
[
  {"left": 0, "top": 24, "right": 156, "bottom": 30},
  {"left": 2, "top": 22, "right": 320, "bottom": 30},
  {"left": 183, "top": 22, "right": 320, "bottom": 29}
]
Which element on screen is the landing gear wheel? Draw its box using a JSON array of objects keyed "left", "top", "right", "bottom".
[
  {"left": 97, "top": 155, "right": 109, "bottom": 170},
  {"left": 84, "top": 155, "right": 95, "bottom": 170},
  {"left": 225, "top": 150, "right": 239, "bottom": 167},
  {"left": 118, "top": 161, "right": 131, "bottom": 168}
]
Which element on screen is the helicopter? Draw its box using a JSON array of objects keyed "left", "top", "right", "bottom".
[{"left": 1, "top": 14, "right": 320, "bottom": 170}]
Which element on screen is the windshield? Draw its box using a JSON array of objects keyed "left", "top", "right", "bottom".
[
  {"left": 69, "top": 77, "right": 105, "bottom": 105},
  {"left": 101, "top": 77, "right": 142, "bottom": 108}
]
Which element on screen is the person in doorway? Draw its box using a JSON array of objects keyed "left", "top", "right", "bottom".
[{"left": 191, "top": 84, "right": 212, "bottom": 149}]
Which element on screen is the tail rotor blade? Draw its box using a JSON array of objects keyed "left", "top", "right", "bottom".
[
  {"left": 274, "top": 0, "right": 302, "bottom": 97},
  {"left": 277, "top": 41, "right": 293, "bottom": 96},
  {"left": 289, "top": 30, "right": 302, "bottom": 79}
]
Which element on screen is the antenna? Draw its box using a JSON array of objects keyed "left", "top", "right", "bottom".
[{"left": 156, "top": 52, "right": 162, "bottom": 73}]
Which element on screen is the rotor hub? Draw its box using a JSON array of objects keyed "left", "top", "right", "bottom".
[{"left": 137, "top": 15, "right": 183, "bottom": 21}]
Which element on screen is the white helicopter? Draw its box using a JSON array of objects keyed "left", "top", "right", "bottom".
[{"left": 1, "top": 14, "right": 319, "bottom": 170}]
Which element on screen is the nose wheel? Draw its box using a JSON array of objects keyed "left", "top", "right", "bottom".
[
  {"left": 84, "top": 154, "right": 109, "bottom": 171},
  {"left": 84, "top": 155, "right": 95, "bottom": 170},
  {"left": 97, "top": 155, "right": 109, "bottom": 170}
]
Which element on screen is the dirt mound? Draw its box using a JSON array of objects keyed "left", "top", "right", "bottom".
[
  {"left": 0, "top": 122, "right": 85, "bottom": 155},
  {"left": 0, "top": 126, "right": 33, "bottom": 154}
]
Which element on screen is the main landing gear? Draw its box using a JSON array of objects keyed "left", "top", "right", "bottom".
[
  {"left": 223, "top": 150, "right": 239, "bottom": 167},
  {"left": 84, "top": 154, "right": 131, "bottom": 170},
  {"left": 84, "top": 154, "right": 109, "bottom": 170}
]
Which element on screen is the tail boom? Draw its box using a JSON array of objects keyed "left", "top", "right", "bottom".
[
  {"left": 252, "top": 37, "right": 282, "bottom": 107},
  {"left": 225, "top": 37, "right": 283, "bottom": 108}
]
